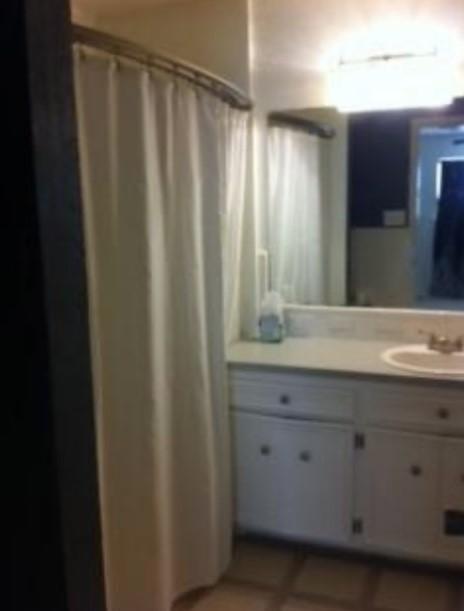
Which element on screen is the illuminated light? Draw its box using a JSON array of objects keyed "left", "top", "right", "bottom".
[
  {"left": 321, "top": 19, "right": 463, "bottom": 70},
  {"left": 322, "top": 19, "right": 463, "bottom": 113},
  {"left": 328, "top": 52, "right": 458, "bottom": 113}
]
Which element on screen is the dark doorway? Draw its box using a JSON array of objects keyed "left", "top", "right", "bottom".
[{"left": 431, "top": 160, "right": 464, "bottom": 298}]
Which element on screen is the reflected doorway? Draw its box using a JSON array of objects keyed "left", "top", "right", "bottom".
[{"left": 413, "top": 121, "right": 464, "bottom": 310}]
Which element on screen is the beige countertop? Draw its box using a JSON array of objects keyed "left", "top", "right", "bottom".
[{"left": 227, "top": 338, "right": 464, "bottom": 386}]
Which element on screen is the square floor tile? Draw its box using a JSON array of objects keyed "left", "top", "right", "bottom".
[
  {"left": 282, "top": 597, "right": 347, "bottom": 611},
  {"left": 291, "top": 555, "right": 370, "bottom": 603},
  {"left": 373, "top": 570, "right": 451, "bottom": 611},
  {"left": 226, "top": 542, "right": 295, "bottom": 588},
  {"left": 190, "top": 583, "right": 273, "bottom": 611}
]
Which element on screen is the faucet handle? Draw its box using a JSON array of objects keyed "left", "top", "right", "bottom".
[
  {"left": 418, "top": 329, "right": 436, "bottom": 348},
  {"left": 418, "top": 330, "right": 463, "bottom": 354}
]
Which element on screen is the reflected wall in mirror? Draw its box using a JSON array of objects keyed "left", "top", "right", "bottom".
[{"left": 266, "top": 99, "right": 464, "bottom": 310}]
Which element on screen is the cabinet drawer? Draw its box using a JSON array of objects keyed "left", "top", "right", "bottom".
[
  {"left": 362, "top": 390, "right": 464, "bottom": 431},
  {"left": 230, "top": 378, "right": 354, "bottom": 422}
]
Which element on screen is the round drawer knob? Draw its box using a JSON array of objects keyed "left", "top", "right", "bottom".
[
  {"left": 437, "top": 407, "right": 450, "bottom": 420},
  {"left": 280, "top": 394, "right": 291, "bottom": 405},
  {"left": 411, "top": 465, "right": 423, "bottom": 477},
  {"left": 260, "top": 445, "right": 271, "bottom": 456},
  {"left": 299, "top": 451, "right": 312, "bottom": 463}
]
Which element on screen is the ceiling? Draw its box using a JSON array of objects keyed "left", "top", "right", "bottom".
[{"left": 74, "top": 0, "right": 464, "bottom": 75}]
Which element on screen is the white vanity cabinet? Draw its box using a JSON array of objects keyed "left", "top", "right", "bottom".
[{"left": 230, "top": 366, "right": 464, "bottom": 567}]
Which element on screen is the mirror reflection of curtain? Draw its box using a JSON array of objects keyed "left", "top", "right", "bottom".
[
  {"left": 268, "top": 126, "right": 325, "bottom": 304},
  {"left": 74, "top": 47, "right": 250, "bottom": 611},
  {"left": 430, "top": 160, "right": 464, "bottom": 298},
  {"left": 221, "top": 110, "right": 250, "bottom": 343}
]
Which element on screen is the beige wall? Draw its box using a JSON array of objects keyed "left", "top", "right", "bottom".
[
  {"left": 94, "top": 0, "right": 251, "bottom": 94},
  {"left": 72, "top": 3, "right": 98, "bottom": 26},
  {"left": 350, "top": 228, "right": 414, "bottom": 308},
  {"left": 252, "top": 68, "right": 327, "bottom": 113}
]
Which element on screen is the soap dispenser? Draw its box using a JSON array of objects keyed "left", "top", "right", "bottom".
[{"left": 258, "top": 291, "right": 285, "bottom": 343}]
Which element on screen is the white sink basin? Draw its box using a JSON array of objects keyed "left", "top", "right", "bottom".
[{"left": 382, "top": 345, "right": 464, "bottom": 377}]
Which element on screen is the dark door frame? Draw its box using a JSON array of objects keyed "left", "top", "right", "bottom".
[{"left": 5, "top": 1, "right": 106, "bottom": 609}]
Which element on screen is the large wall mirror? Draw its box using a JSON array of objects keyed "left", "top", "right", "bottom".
[{"left": 266, "top": 99, "right": 464, "bottom": 310}]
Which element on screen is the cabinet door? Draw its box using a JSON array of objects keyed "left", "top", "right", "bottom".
[
  {"left": 233, "top": 412, "right": 290, "bottom": 534},
  {"left": 362, "top": 430, "right": 440, "bottom": 555},
  {"left": 280, "top": 420, "right": 354, "bottom": 543},
  {"left": 441, "top": 439, "right": 464, "bottom": 553},
  {"left": 233, "top": 412, "right": 353, "bottom": 543}
]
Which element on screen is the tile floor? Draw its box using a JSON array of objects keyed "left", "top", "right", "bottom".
[{"left": 174, "top": 540, "right": 463, "bottom": 611}]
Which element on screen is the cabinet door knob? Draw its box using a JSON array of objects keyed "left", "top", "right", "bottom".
[
  {"left": 260, "top": 445, "right": 271, "bottom": 456},
  {"left": 280, "top": 394, "right": 290, "bottom": 405},
  {"left": 410, "top": 465, "right": 422, "bottom": 477},
  {"left": 437, "top": 407, "right": 450, "bottom": 420},
  {"left": 299, "top": 451, "right": 312, "bottom": 463}
]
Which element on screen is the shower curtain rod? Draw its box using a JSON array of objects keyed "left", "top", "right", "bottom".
[
  {"left": 72, "top": 25, "right": 253, "bottom": 111},
  {"left": 268, "top": 112, "right": 336, "bottom": 139}
]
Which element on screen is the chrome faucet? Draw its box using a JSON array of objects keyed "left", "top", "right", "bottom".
[{"left": 424, "top": 333, "right": 464, "bottom": 355}]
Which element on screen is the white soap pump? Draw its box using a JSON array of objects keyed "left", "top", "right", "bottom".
[{"left": 258, "top": 291, "right": 285, "bottom": 343}]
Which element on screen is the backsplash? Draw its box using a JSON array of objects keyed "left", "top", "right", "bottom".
[{"left": 285, "top": 306, "right": 464, "bottom": 343}]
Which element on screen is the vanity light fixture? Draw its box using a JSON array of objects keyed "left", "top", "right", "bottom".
[{"left": 329, "top": 50, "right": 457, "bottom": 113}]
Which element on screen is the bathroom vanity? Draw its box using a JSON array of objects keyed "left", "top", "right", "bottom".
[{"left": 229, "top": 338, "right": 464, "bottom": 568}]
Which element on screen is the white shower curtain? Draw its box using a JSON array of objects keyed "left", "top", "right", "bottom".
[
  {"left": 75, "top": 47, "right": 247, "bottom": 611},
  {"left": 268, "top": 126, "right": 325, "bottom": 304}
]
